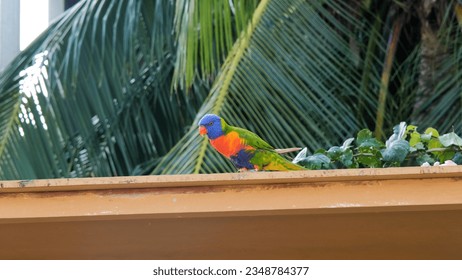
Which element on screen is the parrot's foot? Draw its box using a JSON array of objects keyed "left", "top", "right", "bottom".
[{"left": 238, "top": 168, "right": 258, "bottom": 172}]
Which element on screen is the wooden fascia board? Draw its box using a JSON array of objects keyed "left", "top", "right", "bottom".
[
  {"left": 0, "top": 166, "right": 462, "bottom": 222},
  {"left": 1, "top": 166, "right": 461, "bottom": 192}
]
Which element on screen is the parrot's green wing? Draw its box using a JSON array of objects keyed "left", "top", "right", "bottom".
[
  {"left": 228, "top": 125, "right": 275, "bottom": 150},
  {"left": 227, "top": 125, "right": 306, "bottom": 171}
]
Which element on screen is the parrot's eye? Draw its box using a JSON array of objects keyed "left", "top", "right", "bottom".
[{"left": 208, "top": 122, "right": 213, "bottom": 126}]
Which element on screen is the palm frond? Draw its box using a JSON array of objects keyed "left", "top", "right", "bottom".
[
  {"left": 374, "top": 14, "right": 405, "bottom": 139},
  {"left": 172, "top": 0, "right": 259, "bottom": 91},
  {"left": 0, "top": 0, "right": 206, "bottom": 179}
]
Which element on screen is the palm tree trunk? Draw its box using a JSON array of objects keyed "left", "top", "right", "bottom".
[{"left": 413, "top": 0, "right": 448, "bottom": 116}]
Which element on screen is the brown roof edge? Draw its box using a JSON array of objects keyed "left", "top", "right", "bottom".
[
  {"left": 1, "top": 166, "right": 462, "bottom": 259},
  {"left": 1, "top": 165, "right": 462, "bottom": 193},
  {"left": 0, "top": 166, "right": 462, "bottom": 222}
]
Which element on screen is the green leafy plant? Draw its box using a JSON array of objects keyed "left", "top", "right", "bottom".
[{"left": 293, "top": 122, "right": 462, "bottom": 170}]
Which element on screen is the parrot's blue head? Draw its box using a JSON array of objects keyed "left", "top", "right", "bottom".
[{"left": 198, "top": 114, "right": 225, "bottom": 139}]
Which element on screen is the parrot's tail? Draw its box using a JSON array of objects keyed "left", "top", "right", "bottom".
[
  {"left": 282, "top": 161, "right": 306, "bottom": 170},
  {"left": 263, "top": 157, "right": 307, "bottom": 171},
  {"left": 274, "top": 147, "right": 302, "bottom": 154}
]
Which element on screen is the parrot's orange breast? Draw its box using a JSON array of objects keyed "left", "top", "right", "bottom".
[{"left": 210, "top": 131, "right": 252, "bottom": 158}]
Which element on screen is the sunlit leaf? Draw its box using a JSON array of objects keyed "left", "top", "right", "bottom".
[{"left": 439, "top": 132, "right": 462, "bottom": 147}]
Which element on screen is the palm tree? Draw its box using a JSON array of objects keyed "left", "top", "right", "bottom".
[{"left": 0, "top": 0, "right": 461, "bottom": 179}]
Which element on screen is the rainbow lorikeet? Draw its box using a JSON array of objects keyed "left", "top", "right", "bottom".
[{"left": 198, "top": 114, "right": 306, "bottom": 171}]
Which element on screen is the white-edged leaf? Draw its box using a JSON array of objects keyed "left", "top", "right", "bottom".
[{"left": 439, "top": 132, "right": 462, "bottom": 147}]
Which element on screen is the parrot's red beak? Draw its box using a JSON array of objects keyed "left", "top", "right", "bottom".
[{"left": 199, "top": 125, "right": 207, "bottom": 136}]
